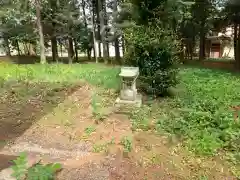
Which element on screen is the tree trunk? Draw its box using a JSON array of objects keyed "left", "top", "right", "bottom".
[
  {"left": 92, "top": 10, "right": 98, "bottom": 63},
  {"left": 26, "top": 43, "right": 30, "bottom": 55},
  {"left": 98, "top": 0, "right": 108, "bottom": 62},
  {"left": 112, "top": 0, "right": 121, "bottom": 63},
  {"left": 16, "top": 40, "right": 20, "bottom": 56},
  {"left": 190, "top": 36, "right": 195, "bottom": 60},
  {"left": 23, "top": 43, "right": 29, "bottom": 55},
  {"left": 92, "top": 32, "right": 97, "bottom": 62},
  {"left": 98, "top": 43, "right": 102, "bottom": 58},
  {"left": 107, "top": 43, "right": 110, "bottom": 57},
  {"left": 199, "top": 25, "right": 206, "bottom": 61},
  {"left": 50, "top": 0, "right": 58, "bottom": 63},
  {"left": 74, "top": 39, "right": 78, "bottom": 62},
  {"left": 103, "top": 0, "right": 109, "bottom": 59},
  {"left": 114, "top": 38, "right": 121, "bottom": 64},
  {"left": 236, "top": 24, "right": 240, "bottom": 70},
  {"left": 60, "top": 42, "right": 63, "bottom": 57},
  {"left": 82, "top": 0, "right": 91, "bottom": 60},
  {"left": 180, "top": 39, "right": 184, "bottom": 61},
  {"left": 29, "top": 44, "right": 35, "bottom": 55},
  {"left": 36, "top": 0, "right": 46, "bottom": 64},
  {"left": 234, "top": 23, "right": 238, "bottom": 62},
  {"left": 51, "top": 36, "right": 58, "bottom": 62},
  {"left": 4, "top": 36, "right": 11, "bottom": 56},
  {"left": 122, "top": 35, "right": 125, "bottom": 56},
  {"left": 96, "top": 0, "right": 102, "bottom": 58},
  {"left": 68, "top": 37, "right": 74, "bottom": 64}
]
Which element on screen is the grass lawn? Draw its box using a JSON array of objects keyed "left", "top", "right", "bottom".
[{"left": 0, "top": 62, "right": 239, "bottom": 179}]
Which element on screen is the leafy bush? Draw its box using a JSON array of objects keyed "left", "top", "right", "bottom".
[
  {"left": 11, "top": 152, "right": 62, "bottom": 180},
  {"left": 124, "top": 25, "right": 179, "bottom": 96}
]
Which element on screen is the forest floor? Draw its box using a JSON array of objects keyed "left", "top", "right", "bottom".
[{"left": 0, "top": 61, "right": 239, "bottom": 179}]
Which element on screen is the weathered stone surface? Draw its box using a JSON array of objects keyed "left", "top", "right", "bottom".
[{"left": 117, "top": 67, "right": 142, "bottom": 107}]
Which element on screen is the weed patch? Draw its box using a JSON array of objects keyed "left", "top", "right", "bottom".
[
  {"left": 156, "top": 67, "right": 240, "bottom": 165},
  {"left": 121, "top": 136, "right": 133, "bottom": 153},
  {"left": 84, "top": 126, "right": 96, "bottom": 136},
  {"left": 130, "top": 106, "right": 152, "bottom": 131}
]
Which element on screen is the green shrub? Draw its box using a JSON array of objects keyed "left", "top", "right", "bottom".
[
  {"left": 124, "top": 25, "right": 179, "bottom": 96},
  {"left": 11, "top": 152, "right": 61, "bottom": 180}
]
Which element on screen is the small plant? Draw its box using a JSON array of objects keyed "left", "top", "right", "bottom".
[
  {"left": 130, "top": 107, "right": 151, "bottom": 131},
  {"left": 199, "top": 175, "right": 209, "bottom": 180},
  {"left": 109, "top": 137, "right": 115, "bottom": 145},
  {"left": 149, "top": 153, "right": 161, "bottom": 165},
  {"left": 120, "top": 136, "right": 133, "bottom": 153},
  {"left": 84, "top": 126, "right": 96, "bottom": 136},
  {"left": 92, "top": 143, "right": 108, "bottom": 153},
  {"left": 27, "top": 163, "right": 61, "bottom": 180},
  {"left": 91, "top": 93, "right": 106, "bottom": 123},
  {"left": 11, "top": 152, "right": 62, "bottom": 180},
  {"left": 92, "top": 139, "right": 115, "bottom": 153},
  {"left": 11, "top": 152, "right": 27, "bottom": 180}
]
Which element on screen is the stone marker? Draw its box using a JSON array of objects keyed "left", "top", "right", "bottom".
[{"left": 116, "top": 67, "right": 142, "bottom": 107}]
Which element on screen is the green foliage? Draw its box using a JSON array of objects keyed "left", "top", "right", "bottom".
[
  {"left": 124, "top": 0, "right": 191, "bottom": 27},
  {"left": 130, "top": 106, "right": 151, "bottom": 131},
  {"left": 125, "top": 25, "right": 179, "bottom": 96},
  {"left": 27, "top": 163, "right": 61, "bottom": 180},
  {"left": 91, "top": 93, "right": 107, "bottom": 122},
  {"left": 0, "top": 64, "right": 120, "bottom": 89},
  {"left": 11, "top": 152, "right": 61, "bottom": 180},
  {"left": 92, "top": 143, "right": 108, "bottom": 153},
  {"left": 120, "top": 136, "right": 133, "bottom": 153},
  {"left": 84, "top": 126, "right": 96, "bottom": 136},
  {"left": 92, "top": 139, "right": 115, "bottom": 153},
  {"left": 11, "top": 152, "right": 28, "bottom": 180},
  {"left": 156, "top": 67, "right": 240, "bottom": 158}
]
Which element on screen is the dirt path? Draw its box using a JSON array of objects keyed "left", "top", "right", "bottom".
[{"left": 0, "top": 84, "right": 237, "bottom": 180}]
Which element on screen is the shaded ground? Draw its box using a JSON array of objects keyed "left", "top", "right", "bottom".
[
  {"left": 0, "top": 80, "right": 81, "bottom": 170},
  {"left": 0, "top": 155, "right": 16, "bottom": 171},
  {"left": 0, "top": 83, "right": 236, "bottom": 180}
]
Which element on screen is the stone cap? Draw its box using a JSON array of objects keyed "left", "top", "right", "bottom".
[{"left": 119, "top": 67, "right": 139, "bottom": 77}]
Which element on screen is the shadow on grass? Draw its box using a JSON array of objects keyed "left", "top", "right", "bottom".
[
  {"left": 0, "top": 81, "right": 81, "bottom": 147},
  {"left": 0, "top": 55, "right": 91, "bottom": 64},
  {"left": 183, "top": 61, "right": 240, "bottom": 77},
  {"left": 0, "top": 55, "right": 122, "bottom": 65}
]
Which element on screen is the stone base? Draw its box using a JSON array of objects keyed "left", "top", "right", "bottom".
[{"left": 115, "top": 94, "right": 142, "bottom": 108}]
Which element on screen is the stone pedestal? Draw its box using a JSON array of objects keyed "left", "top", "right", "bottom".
[{"left": 115, "top": 67, "right": 142, "bottom": 107}]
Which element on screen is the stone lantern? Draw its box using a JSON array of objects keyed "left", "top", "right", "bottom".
[{"left": 116, "top": 67, "right": 142, "bottom": 107}]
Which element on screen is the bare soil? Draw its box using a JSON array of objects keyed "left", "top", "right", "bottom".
[
  {"left": 0, "top": 81, "right": 81, "bottom": 170},
  {"left": 0, "top": 82, "right": 237, "bottom": 179}
]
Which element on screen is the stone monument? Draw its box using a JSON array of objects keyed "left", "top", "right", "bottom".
[{"left": 116, "top": 67, "right": 142, "bottom": 107}]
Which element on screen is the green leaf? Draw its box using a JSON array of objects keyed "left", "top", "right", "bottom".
[{"left": 50, "top": 163, "right": 62, "bottom": 172}]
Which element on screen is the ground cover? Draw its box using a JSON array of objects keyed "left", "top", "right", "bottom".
[{"left": 0, "top": 63, "right": 239, "bottom": 179}]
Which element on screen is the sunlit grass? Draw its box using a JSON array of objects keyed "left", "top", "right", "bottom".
[{"left": 0, "top": 63, "right": 120, "bottom": 89}]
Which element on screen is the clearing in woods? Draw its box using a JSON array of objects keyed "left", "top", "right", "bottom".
[{"left": 0, "top": 63, "right": 239, "bottom": 179}]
